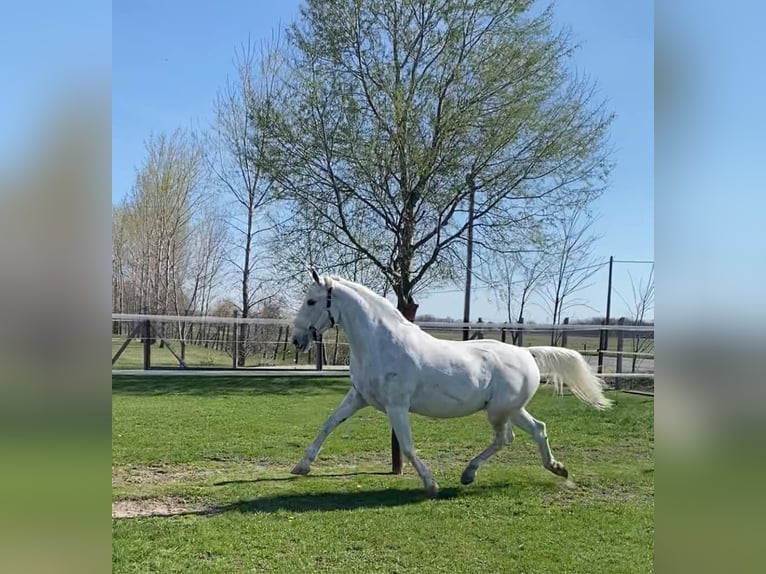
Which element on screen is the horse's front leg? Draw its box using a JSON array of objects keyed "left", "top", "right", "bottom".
[
  {"left": 291, "top": 387, "right": 367, "bottom": 475},
  {"left": 385, "top": 405, "right": 439, "bottom": 498}
]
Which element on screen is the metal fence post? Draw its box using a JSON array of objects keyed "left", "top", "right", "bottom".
[
  {"left": 597, "top": 319, "right": 606, "bottom": 374},
  {"left": 232, "top": 310, "right": 239, "bottom": 369},
  {"left": 315, "top": 335, "right": 323, "bottom": 371},
  {"left": 616, "top": 317, "right": 625, "bottom": 385},
  {"left": 561, "top": 317, "right": 569, "bottom": 348},
  {"left": 142, "top": 316, "right": 151, "bottom": 370}
]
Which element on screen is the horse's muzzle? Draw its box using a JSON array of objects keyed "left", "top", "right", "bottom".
[{"left": 291, "top": 331, "right": 312, "bottom": 353}]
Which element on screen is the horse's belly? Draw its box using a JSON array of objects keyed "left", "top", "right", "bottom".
[{"left": 408, "top": 383, "right": 489, "bottom": 418}]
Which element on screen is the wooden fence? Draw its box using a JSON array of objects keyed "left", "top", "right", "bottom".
[{"left": 112, "top": 313, "right": 654, "bottom": 381}]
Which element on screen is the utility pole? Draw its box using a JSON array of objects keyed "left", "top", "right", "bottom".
[{"left": 462, "top": 175, "right": 476, "bottom": 341}]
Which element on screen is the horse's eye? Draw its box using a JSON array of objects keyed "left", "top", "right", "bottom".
[{"left": 307, "top": 299, "right": 316, "bottom": 306}]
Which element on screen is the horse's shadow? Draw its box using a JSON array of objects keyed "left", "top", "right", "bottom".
[
  {"left": 206, "top": 487, "right": 455, "bottom": 514},
  {"left": 213, "top": 470, "right": 391, "bottom": 487},
  {"left": 193, "top": 473, "right": 508, "bottom": 515}
]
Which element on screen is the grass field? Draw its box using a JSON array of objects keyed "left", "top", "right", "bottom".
[{"left": 112, "top": 375, "right": 654, "bottom": 573}]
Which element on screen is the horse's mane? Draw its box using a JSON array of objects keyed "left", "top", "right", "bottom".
[{"left": 330, "top": 276, "right": 410, "bottom": 326}]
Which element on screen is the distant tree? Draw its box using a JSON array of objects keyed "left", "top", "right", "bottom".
[
  {"left": 482, "top": 244, "right": 551, "bottom": 343},
  {"left": 171, "top": 205, "right": 227, "bottom": 357},
  {"left": 123, "top": 129, "right": 207, "bottom": 315},
  {"left": 266, "top": 209, "right": 390, "bottom": 305},
  {"left": 209, "top": 38, "right": 282, "bottom": 364},
  {"left": 112, "top": 129, "right": 225, "bottom": 358},
  {"left": 617, "top": 265, "right": 654, "bottom": 372},
  {"left": 541, "top": 206, "right": 603, "bottom": 344}
]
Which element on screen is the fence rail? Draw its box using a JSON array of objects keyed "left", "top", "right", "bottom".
[
  {"left": 112, "top": 313, "right": 654, "bottom": 332},
  {"left": 112, "top": 313, "right": 654, "bottom": 389}
]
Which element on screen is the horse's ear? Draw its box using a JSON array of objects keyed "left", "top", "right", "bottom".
[{"left": 308, "top": 266, "right": 320, "bottom": 284}]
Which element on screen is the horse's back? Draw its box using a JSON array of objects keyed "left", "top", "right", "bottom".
[{"left": 406, "top": 336, "right": 538, "bottom": 417}]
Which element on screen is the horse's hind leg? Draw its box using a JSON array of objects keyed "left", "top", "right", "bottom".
[
  {"left": 385, "top": 406, "right": 439, "bottom": 498},
  {"left": 460, "top": 415, "right": 514, "bottom": 485},
  {"left": 510, "top": 408, "right": 568, "bottom": 478},
  {"left": 291, "top": 387, "right": 367, "bottom": 475}
]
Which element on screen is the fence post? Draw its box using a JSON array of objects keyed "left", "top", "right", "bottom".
[
  {"left": 500, "top": 327, "right": 506, "bottom": 343},
  {"left": 597, "top": 319, "right": 606, "bottom": 374},
  {"left": 616, "top": 317, "right": 625, "bottom": 386},
  {"left": 561, "top": 317, "right": 569, "bottom": 348},
  {"left": 333, "top": 327, "right": 340, "bottom": 365},
  {"left": 273, "top": 326, "right": 283, "bottom": 361},
  {"left": 517, "top": 317, "right": 524, "bottom": 347},
  {"left": 232, "top": 310, "right": 239, "bottom": 369},
  {"left": 315, "top": 335, "right": 324, "bottom": 371},
  {"left": 142, "top": 315, "right": 151, "bottom": 371},
  {"left": 282, "top": 326, "right": 290, "bottom": 361}
]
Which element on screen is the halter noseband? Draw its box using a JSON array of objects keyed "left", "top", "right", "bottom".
[{"left": 310, "top": 286, "right": 335, "bottom": 341}]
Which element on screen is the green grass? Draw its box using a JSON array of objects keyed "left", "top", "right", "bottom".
[{"left": 112, "top": 376, "right": 653, "bottom": 573}]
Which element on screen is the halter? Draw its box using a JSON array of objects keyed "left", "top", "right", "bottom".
[
  {"left": 309, "top": 286, "right": 335, "bottom": 341},
  {"left": 325, "top": 287, "right": 336, "bottom": 328}
]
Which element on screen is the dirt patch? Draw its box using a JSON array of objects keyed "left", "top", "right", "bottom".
[
  {"left": 112, "top": 465, "right": 214, "bottom": 486},
  {"left": 550, "top": 479, "right": 654, "bottom": 504},
  {"left": 112, "top": 462, "right": 272, "bottom": 487},
  {"left": 112, "top": 496, "right": 214, "bottom": 519}
]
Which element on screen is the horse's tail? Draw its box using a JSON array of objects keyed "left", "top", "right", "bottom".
[{"left": 527, "top": 346, "right": 613, "bottom": 410}]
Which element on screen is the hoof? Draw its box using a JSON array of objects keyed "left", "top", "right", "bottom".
[
  {"left": 548, "top": 461, "right": 568, "bottom": 479},
  {"left": 425, "top": 483, "right": 440, "bottom": 499},
  {"left": 460, "top": 468, "right": 476, "bottom": 485},
  {"left": 290, "top": 463, "right": 311, "bottom": 475}
]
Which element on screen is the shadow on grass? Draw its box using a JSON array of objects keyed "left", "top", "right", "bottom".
[
  {"left": 194, "top": 484, "right": 503, "bottom": 516},
  {"left": 112, "top": 375, "right": 351, "bottom": 397},
  {"left": 114, "top": 478, "right": 547, "bottom": 519},
  {"left": 213, "top": 470, "right": 393, "bottom": 487}
]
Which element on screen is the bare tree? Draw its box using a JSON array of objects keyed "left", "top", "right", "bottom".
[
  {"left": 169, "top": 205, "right": 228, "bottom": 358},
  {"left": 112, "top": 205, "right": 129, "bottom": 315},
  {"left": 484, "top": 248, "right": 551, "bottom": 343},
  {"left": 112, "top": 129, "right": 225, "bottom": 358},
  {"left": 209, "top": 38, "right": 282, "bottom": 365},
  {"left": 261, "top": 0, "right": 613, "bottom": 320},
  {"left": 267, "top": 209, "right": 391, "bottom": 306},
  {"left": 541, "top": 207, "right": 603, "bottom": 344},
  {"left": 124, "top": 129, "right": 206, "bottom": 315},
  {"left": 617, "top": 266, "right": 654, "bottom": 372}
]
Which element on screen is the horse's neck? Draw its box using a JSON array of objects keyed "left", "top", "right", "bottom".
[{"left": 334, "top": 282, "right": 397, "bottom": 357}]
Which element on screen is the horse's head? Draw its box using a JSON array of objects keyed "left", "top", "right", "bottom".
[{"left": 291, "top": 266, "right": 336, "bottom": 352}]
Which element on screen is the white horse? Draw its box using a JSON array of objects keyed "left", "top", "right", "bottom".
[{"left": 290, "top": 268, "right": 612, "bottom": 497}]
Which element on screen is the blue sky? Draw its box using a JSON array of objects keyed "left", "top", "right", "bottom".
[
  {"left": 112, "top": 0, "right": 654, "bottom": 323},
  {"left": 0, "top": 0, "right": 110, "bottom": 168}
]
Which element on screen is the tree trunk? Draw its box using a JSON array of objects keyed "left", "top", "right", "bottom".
[
  {"left": 238, "top": 323, "right": 248, "bottom": 367},
  {"left": 239, "top": 197, "right": 255, "bottom": 368},
  {"left": 397, "top": 297, "right": 419, "bottom": 321},
  {"left": 462, "top": 175, "right": 476, "bottom": 341}
]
